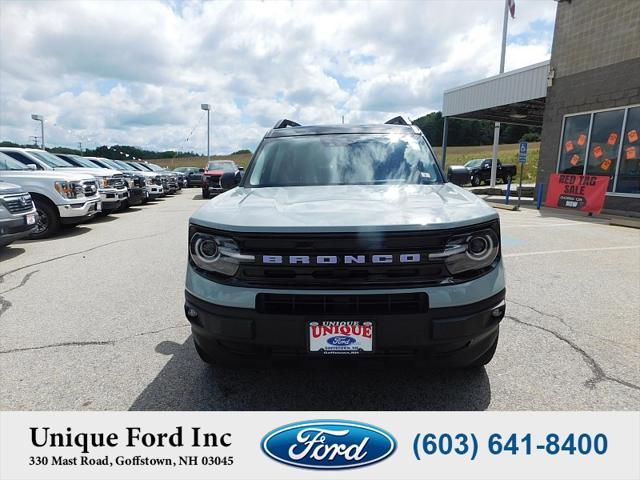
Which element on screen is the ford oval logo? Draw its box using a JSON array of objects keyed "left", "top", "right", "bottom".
[
  {"left": 327, "top": 336, "right": 356, "bottom": 346},
  {"left": 261, "top": 420, "right": 396, "bottom": 469}
]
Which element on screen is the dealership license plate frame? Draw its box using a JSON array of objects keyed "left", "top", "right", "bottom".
[{"left": 308, "top": 320, "right": 374, "bottom": 355}]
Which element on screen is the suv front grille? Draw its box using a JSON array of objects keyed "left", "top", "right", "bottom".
[
  {"left": 3, "top": 194, "right": 33, "bottom": 213},
  {"left": 192, "top": 221, "right": 500, "bottom": 288},
  {"left": 82, "top": 180, "right": 99, "bottom": 196},
  {"left": 257, "top": 293, "right": 428, "bottom": 315},
  {"left": 107, "top": 176, "right": 126, "bottom": 188}
]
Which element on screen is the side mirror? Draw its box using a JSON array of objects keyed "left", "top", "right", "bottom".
[
  {"left": 483, "top": 164, "right": 491, "bottom": 169},
  {"left": 26, "top": 164, "right": 37, "bottom": 171},
  {"left": 220, "top": 171, "right": 241, "bottom": 190},
  {"left": 198, "top": 168, "right": 205, "bottom": 173}
]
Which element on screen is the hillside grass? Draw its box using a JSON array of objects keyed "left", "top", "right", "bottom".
[
  {"left": 151, "top": 153, "right": 253, "bottom": 170},
  {"left": 434, "top": 142, "right": 540, "bottom": 183},
  {"left": 151, "top": 142, "right": 540, "bottom": 183}
]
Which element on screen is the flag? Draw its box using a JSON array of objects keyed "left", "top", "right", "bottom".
[{"left": 507, "top": 0, "right": 516, "bottom": 19}]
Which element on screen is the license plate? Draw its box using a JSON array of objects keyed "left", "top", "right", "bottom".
[
  {"left": 309, "top": 321, "right": 373, "bottom": 355},
  {"left": 25, "top": 213, "right": 36, "bottom": 225}
]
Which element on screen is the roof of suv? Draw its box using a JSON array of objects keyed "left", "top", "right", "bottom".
[
  {"left": 266, "top": 124, "right": 420, "bottom": 138},
  {"left": 264, "top": 116, "right": 422, "bottom": 138}
]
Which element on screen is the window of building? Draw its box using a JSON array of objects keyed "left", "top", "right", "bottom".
[
  {"left": 585, "top": 109, "right": 624, "bottom": 191},
  {"left": 616, "top": 107, "right": 640, "bottom": 194},
  {"left": 558, "top": 114, "right": 590, "bottom": 175},
  {"left": 557, "top": 105, "right": 640, "bottom": 196}
]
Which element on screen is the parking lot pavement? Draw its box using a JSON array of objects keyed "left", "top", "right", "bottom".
[{"left": 1, "top": 191, "right": 639, "bottom": 411}]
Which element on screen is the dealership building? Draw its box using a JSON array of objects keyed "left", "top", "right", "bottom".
[{"left": 442, "top": 0, "right": 640, "bottom": 214}]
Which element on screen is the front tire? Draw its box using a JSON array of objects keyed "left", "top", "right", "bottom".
[
  {"left": 202, "top": 188, "right": 210, "bottom": 199},
  {"left": 471, "top": 175, "right": 481, "bottom": 187},
  {"left": 29, "top": 199, "right": 61, "bottom": 239}
]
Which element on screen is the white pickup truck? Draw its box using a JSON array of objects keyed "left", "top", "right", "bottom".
[
  {"left": 0, "top": 152, "right": 101, "bottom": 238},
  {"left": 0, "top": 147, "right": 127, "bottom": 214}
]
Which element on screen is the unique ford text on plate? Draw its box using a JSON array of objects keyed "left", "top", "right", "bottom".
[{"left": 309, "top": 321, "right": 373, "bottom": 354}]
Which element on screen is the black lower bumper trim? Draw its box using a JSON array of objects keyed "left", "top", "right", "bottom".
[{"left": 184, "top": 289, "right": 505, "bottom": 360}]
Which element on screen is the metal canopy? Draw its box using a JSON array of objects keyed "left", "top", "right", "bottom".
[{"left": 442, "top": 60, "right": 550, "bottom": 127}]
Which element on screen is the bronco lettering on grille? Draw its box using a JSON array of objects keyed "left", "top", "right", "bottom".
[{"left": 261, "top": 254, "right": 421, "bottom": 265}]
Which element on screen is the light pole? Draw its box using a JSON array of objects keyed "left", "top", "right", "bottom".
[
  {"left": 201, "top": 104, "right": 211, "bottom": 164},
  {"left": 31, "top": 114, "right": 44, "bottom": 149}
]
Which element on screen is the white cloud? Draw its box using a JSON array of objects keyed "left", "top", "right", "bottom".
[{"left": 0, "top": 0, "right": 556, "bottom": 153}]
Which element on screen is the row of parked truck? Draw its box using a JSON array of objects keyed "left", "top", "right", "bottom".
[{"left": 0, "top": 147, "right": 187, "bottom": 246}]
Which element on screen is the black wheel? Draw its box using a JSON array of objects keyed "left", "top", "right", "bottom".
[
  {"left": 471, "top": 175, "right": 481, "bottom": 187},
  {"left": 465, "top": 331, "right": 499, "bottom": 368},
  {"left": 202, "top": 188, "right": 210, "bottom": 199},
  {"left": 29, "top": 199, "right": 61, "bottom": 239}
]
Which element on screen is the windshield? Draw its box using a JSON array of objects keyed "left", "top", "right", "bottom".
[
  {"left": 0, "top": 152, "right": 29, "bottom": 170},
  {"left": 247, "top": 133, "right": 442, "bottom": 187},
  {"left": 207, "top": 161, "right": 235, "bottom": 172},
  {"left": 72, "top": 156, "right": 102, "bottom": 168},
  {"left": 29, "top": 150, "right": 75, "bottom": 168},
  {"left": 112, "top": 160, "right": 132, "bottom": 170},
  {"left": 464, "top": 159, "right": 484, "bottom": 168},
  {"left": 135, "top": 163, "right": 153, "bottom": 171},
  {"left": 145, "top": 163, "right": 164, "bottom": 172}
]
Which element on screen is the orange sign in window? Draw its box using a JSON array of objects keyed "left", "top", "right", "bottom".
[
  {"left": 628, "top": 129, "right": 638, "bottom": 143},
  {"left": 593, "top": 145, "right": 604, "bottom": 158},
  {"left": 565, "top": 140, "right": 574, "bottom": 152},
  {"left": 626, "top": 146, "right": 637, "bottom": 160},
  {"left": 600, "top": 159, "right": 612, "bottom": 171},
  {"left": 570, "top": 154, "right": 580, "bottom": 166},
  {"left": 607, "top": 132, "right": 618, "bottom": 145},
  {"left": 577, "top": 134, "right": 587, "bottom": 146}
]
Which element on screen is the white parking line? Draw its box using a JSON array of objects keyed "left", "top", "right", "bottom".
[{"left": 504, "top": 245, "right": 640, "bottom": 258}]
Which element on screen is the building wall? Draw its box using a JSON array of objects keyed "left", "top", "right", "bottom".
[
  {"left": 551, "top": 0, "right": 640, "bottom": 78},
  {"left": 538, "top": 0, "right": 640, "bottom": 213}
]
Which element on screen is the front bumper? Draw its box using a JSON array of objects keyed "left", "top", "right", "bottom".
[
  {"left": 184, "top": 262, "right": 506, "bottom": 364},
  {"left": 100, "top": 188, "right": 127, "bottom": 210},
  {"left": 127, "top": 187, "right": 145, "bottom": 205},
  {"left": 0, "top": 208, "right": 37, "bottom": 246},
  {"left": 57, "top": 197, "right": 101, "bottom": 223}
]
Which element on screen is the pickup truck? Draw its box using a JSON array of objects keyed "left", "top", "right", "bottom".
[
  {"left": 201, "top": 160, "right": 242, "bottom": 198},
  {"left": 174, "top": 167, "right": 204, "bottom": 188},
  {"left": 184, "top": 118, "right": 505, "bottom": 368},
  {"left": 0, "top": 152, "right": 101, "bottom": 238},
  {"left": 0, "top": 148, "right": 127, "bottom": 214},
  {"left": 58, "top": 155, "right": 148, "bottom": 207},
  {"left": 464, "top": 158, "right": 517, "bottom": 187},
  {"left": 0, "top": 180, "right": 37, "bottom": 247}
]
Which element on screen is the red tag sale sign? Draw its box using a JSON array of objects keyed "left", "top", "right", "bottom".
[{"left": 545, "top": 174, "right": 609, "bottom": 214}]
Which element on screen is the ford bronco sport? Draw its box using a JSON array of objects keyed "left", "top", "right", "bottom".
[{"left": 185, "top": 117, "right": 505, "bottom": 367}]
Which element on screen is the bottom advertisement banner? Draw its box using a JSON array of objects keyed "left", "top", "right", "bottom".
[{"left": 0, "top": 411, "right": 638, "bottom": 480}]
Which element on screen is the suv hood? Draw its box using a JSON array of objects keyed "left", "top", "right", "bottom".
[
  {"left": 190, "top": 183, "right": 498, "bottom": 232},
  {"left": 0, "top": 170, "right": 96, "bottom": 183},
  {"left": 52, "top": 167, "right": 120, "bottom": 178},
  {"left": 0, "top": 181, "right": 25, "bottom": 195}
]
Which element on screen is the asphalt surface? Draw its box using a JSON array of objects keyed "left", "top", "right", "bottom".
[{"left": 1, "top": 190, "right": 639, "bottom": 411}]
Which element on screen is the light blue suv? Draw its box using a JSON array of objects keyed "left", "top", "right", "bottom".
[{"left": 185, "top": 117, "right": 505, "bottom": 367}]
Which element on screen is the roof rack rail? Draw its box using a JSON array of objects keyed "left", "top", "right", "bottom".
[
  {"left": 273, "top": 119, "right": 301, "bottom": 129},
  {"left": 384, "top": 116, "right": 412, "bottom": 126}
]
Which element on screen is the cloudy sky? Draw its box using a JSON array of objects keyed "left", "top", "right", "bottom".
[{"left": 0, "top": 0, "right": 556, "bottom": 154}]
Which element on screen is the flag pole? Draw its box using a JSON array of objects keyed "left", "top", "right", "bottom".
[{"left": 490, "top": 0, "right": 511, "bottom": 188}]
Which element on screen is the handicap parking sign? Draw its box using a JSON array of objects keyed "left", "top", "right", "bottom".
[{"left": 519, "top": 142, "right": 528, "bottom": 164}]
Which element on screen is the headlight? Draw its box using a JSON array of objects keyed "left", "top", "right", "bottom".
[
  {"left": 189, "top": 232, "right": 254, "bottom": 276},
  {"left": 97, "top": 177, "right": 109, "bottom": 188},
  {"left": 433, "top": 228, "right": 500, "bottom": 274},
  {"left": 54, "top": 181, "right": 78, "bottom": 199},
  {"left": 125, "top": 178, "right": 134, "bottom": 188}
]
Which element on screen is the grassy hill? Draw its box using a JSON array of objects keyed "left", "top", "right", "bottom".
[
  {"left": 434, "top": 142, "right": 540, "bottom": 183},
  {"left": 150, "top": 152, "right": 253, "bottom": 170},
  {"left": 151, "top": 142, "right": 539, "bottom": 183}
]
